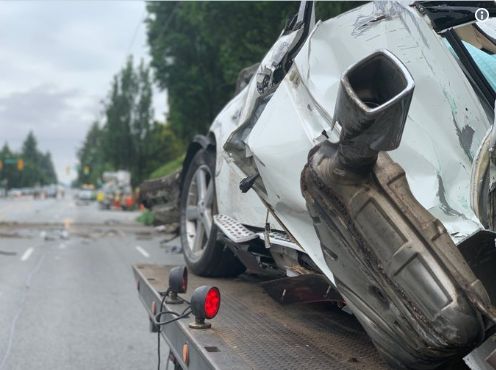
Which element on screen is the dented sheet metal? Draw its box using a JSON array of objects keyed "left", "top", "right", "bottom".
[
  {"left": 233, "top": 1, "right": 496, "bottom": 288},
  {"left": 211, "top": 2, "right": 496, "bottom": 369},
  {"left": 294, "top": 2, "right": 491, "bottom": 242}
]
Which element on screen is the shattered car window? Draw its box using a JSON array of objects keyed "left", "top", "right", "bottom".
[
  {"left": 463, "top": 41, "right": 496, "bottom": 90},
  {"left": 453, "top": 20, "right": 496, "bottom": 90}
]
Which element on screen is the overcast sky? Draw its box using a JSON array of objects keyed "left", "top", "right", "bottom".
[{"left": 0, "top": 1, "right": 166, "bottom": 184}]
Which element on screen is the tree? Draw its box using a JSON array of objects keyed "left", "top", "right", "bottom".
[
  {"left": 132, "top": 60, "right": 154, "bottom": 183},
  {"left": 102, "top": 60, "right": 135, "bottom": 170},
  {"left": 145, "top": 2, "right": 359, "bottom": 144},
  {"left": 142, "top": 122, "right": 183, "bottom": 177},
  {"left": 21, "top": 131, "right": 41, "bottom": 187},
  {"left": 76, "top": 122, "right": 108, "bottom": 186},
  {"left": 77, "top": 59, "right": 167, "bottom": 187},
  {"left": 39, "top": 152, "right": 58, "bottom": 185},
  {"left": 75, "top": 2, "right": 360, "bottom": 187},
  {"left": 0, "top": 143, "right": 18, "bottom": 189},
  {"left": 0, "top": 132, "right": 57, "bottom": 189}
]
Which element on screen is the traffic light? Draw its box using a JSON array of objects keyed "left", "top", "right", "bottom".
[{"left": 17, "top": 159, "right": 24, "bottom": 171}]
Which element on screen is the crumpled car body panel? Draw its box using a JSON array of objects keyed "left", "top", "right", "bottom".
[
  {"left": 236, "top": 2, "right": 492, "bottom": 283},
  {"left": 210, "top": 2, "right": 496, "bottom": 368},
  {"left": 294, "top": 2, "right": 490, "bottom": 242}
]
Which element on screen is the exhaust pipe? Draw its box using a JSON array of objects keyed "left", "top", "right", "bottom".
[{"left": 332, "top": 50, "right": 414, "bottom": 170}]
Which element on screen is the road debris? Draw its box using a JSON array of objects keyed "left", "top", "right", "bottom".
[{"left": 0, "top": 250, "right": 17, "bottom": 256}]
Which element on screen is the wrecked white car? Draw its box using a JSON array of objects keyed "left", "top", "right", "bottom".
[{"left": 179, "top": 1, "right": 496, "bottom": 368}]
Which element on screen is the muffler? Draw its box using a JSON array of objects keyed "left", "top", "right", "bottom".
[
  {"left": 301, "top": 50, "right": 494, "bottom": 369},
  {"left": 332, "top": 49, "right": 414, "bottom": 171}
]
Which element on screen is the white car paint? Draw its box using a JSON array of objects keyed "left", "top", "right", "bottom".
[{"left": 210, "top": 2, "right": 491, "bottom": 285}]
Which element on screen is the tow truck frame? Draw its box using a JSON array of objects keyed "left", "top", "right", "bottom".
[
  {"left": 133, "top": 264, "right": 393, "bottom": 370},
  {"left": 134, "top": 263, "right": 496, "bottom": 370}
]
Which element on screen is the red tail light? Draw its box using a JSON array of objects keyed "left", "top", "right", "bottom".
[
  {"left": 204, "top": 287, "right": 220, "bottom": 319},
  {"left": 190, "top": 285, "right": 221, "bottom": 326},
  {"left": 169, "top": 266, "right": 188, "bottom": 294}
]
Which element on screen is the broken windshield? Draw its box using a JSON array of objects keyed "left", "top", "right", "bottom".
[
  {"left": 445, "top": 19, "right": 496, "bottom": 112},
  {"left": 457, "top": 20, "right": 496, "bottom": 91}
]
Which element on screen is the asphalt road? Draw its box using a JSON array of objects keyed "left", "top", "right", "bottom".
[{"left": 0, "top": 195, "right": 184, "bottom": 370}]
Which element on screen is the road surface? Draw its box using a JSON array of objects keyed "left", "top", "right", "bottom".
[{"left": 0, "top": 195, "right": 183, "bottom": 369}]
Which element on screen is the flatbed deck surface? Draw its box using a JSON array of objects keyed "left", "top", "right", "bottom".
[{"left": 134, "top": 264, "right": 390, "bottom": 370}]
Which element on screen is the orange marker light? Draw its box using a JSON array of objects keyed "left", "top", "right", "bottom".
[{"left": 182, "top": 343, "right": 190, "bottom": 365}]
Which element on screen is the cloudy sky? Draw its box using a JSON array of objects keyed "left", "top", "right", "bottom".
[{"left": 0, "top": 1, "right": 166, "bottom": 184}]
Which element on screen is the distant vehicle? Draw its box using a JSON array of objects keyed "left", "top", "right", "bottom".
[
  {"left": 98, "top": 170, "right": 133, "bottom": 211},
  {"left": 76, "top": 189, "right": 95, "bottom": 204},
  {"left": 102, "top": 170, "right": 131, "bottom": 187},
  {"left": 33, "top": 187, "right": 43, "bottom": 199},
  {"left": 57, "top": 185, "right": 65, "bottom": 198},
  {"left": 31, "top": 185, "right": 58, "bottom": 199},
  {"left": 7, "top": 189, "right": 22, "bottom": 198},
  {"left": 21, "top": 187, "right": 34, "bottom": 196},
  {"left": 44, "top": 185, "right": 57, "bottom": 198}
]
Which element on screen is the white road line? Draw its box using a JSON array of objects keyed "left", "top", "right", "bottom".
[
  {"left": 20, "top": 248, "right": 34, "bottom": 262},
  {"left": 59, "top": 243, "right": 66, "bottom": 249},
  {"left": 135, "top": 246, "right": 150, "bottom": 258}
]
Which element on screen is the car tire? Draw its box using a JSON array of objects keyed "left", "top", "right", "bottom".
[{"left": 179, "top": 148, "right": 245, "bottom": 277}]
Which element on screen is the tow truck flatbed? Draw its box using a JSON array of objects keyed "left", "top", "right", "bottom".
[{"left": 133, "top": 264, "right": 390, "bottom": 370}]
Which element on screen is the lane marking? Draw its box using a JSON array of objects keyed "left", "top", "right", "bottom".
[
  {"left": 59, "top": 243, "right": 66, "bottom": 249},
  {"left": 20, "top": 248, "right": 34, "bottom": 262},
  {"left": 135, "top": 246, "right": 150, "bottom": 258}
]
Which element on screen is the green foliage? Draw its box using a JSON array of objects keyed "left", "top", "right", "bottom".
[
  {"left": 315, "top": 2, "right": 362, "bottom": 21},
  {"left": 76, "top": 58, "right": 183, "bottom": 187},
  {"left": 76, "top": 2, "right": 360, "bottom": 189},
  {"left": 0, "top": 131, "right": 57, "bottom": 189},
  {"left": 146, "top": 2, "right": 359, "bottom": 144},
  {"left": 147, "top": 2, "right": 293, "bottom": 143},
  {"left": 142, "top": 124, "right": 184, "bottom": 178},
  {"left": 137, "top": 209, "right": 155, "bottom": 226},
  {"left": 102, "top": 58, "right": 138, "bottom": 171},
  {"left": 149, "top": 155, "right": 184, "bottom": 180},
  {"left": 76, "top": 122, "right": 111, "bottom": 186}
]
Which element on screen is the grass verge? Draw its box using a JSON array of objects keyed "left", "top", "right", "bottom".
[{"left": 149, "top": 155, "right": 184, "bottom": 179}]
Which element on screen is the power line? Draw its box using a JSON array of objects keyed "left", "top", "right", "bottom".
[
  {"left": 124, "top": 7, "right": 146, "bottom": 61},
  {"left": 153, "top": 2, "right": 180, "bottom": 48},
  {"left": 123, "top": 2, "right": 178, "bottom": 65}
]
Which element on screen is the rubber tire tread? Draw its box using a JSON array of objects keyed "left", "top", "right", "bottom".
[{"left": 179, "top": 149, "right": 245, "bottom": 277}]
